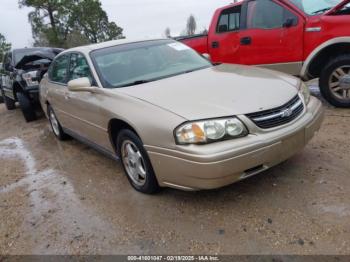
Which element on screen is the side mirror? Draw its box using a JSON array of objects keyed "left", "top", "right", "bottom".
[
  {"left": 283, "top": 18, "right": 295, "bottom": 28},
  {"left": 218, "top": 24, "right": 228, "bottom": 33},
  {"left": 68, "top": 77, "right": 95, "bottom": 92},
  {"left": 202, "top": 53, "right": 211, "bottom": 61}
]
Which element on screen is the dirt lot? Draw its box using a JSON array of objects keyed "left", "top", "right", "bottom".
[{"left": 0, "top": 89, "right": 350, "bottom": 255}]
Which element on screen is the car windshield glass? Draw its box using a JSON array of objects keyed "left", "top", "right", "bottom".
[
  {"left": 90, "top": 40, "right": 212, "bottom": 88},
  {"left": 289, "top": 0, "right": 344, "bottom": 15}
]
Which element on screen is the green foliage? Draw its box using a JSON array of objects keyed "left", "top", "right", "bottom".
[
  {"left": 19, "top": 0, "right": 124, "bottom": 48},
  {"left": 71, "top": 0, "right": 124, "bottom": 43},
  {"left": 0, "top": 33, "right": 12, "bottom": 63}
]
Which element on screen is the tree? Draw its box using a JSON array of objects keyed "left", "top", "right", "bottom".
[
  {"left": 71, "top": 0, "right": 124, "bottom": 43},
  {"left": 200, "top": 28, "right": 208, "bottom": 35},
  {"left": 186, "top": 14, "right": 197, "bottom": 36},
  {"left": 164, "top": 27, "right": 171, "bottom": 38},
  {"left": 0, "top": 33, "right": 12, "bottom": 63},
  {"left": 19, "top": 0, "right": 73, "bottom": 47},
  {"left": 19, "top": 0, "right": 124, "bottom": 48}
]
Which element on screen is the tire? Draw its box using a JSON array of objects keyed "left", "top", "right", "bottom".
[
  {"left": 117, "top": 129, "right": 160, "bottom": 194},
  {"left": 17, "top": 92, "right": 37, "bottom": 122},
  {"left": 319, "top": 55, "right": 350, "bottom": 108},
  {"left": 0, "top": 89, "right": 3, "bottom": 104},
  {"left": 2, "top": 89, "right": 16, "bottom": 110},
  {"left": 47, "top": 105, "right": 69, "bottom": 141}
]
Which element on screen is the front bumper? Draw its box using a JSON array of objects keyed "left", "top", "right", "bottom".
[
  {"left": 25, "top": 86, "right": 40, "bottom": 102},
  {"left": 146, "top": 97, "right": 325, "bottom": 191}
]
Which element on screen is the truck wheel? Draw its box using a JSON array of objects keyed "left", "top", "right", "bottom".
[
  {"left": 2, "top": 89, "right": 16, "bottom": 110},
  {"left": 319, "top": 55, "right": 350, "bottom": 108},
  {"left": 17, "top": 92, "right": 37, "bottom": 122},
  {"left": 0, "top": 92, "right": 3, "bottom": 104},
  {"left": 117, "top": 129, "right": 160, "bottom": 194}
]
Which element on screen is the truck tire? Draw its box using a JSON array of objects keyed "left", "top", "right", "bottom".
[
  {"left": 319, "top": 55, "right": 350, "bottom": 108},
  {"left": 17, "top": 92, "right": 37, "bottom": 122},
  {"left": 2, "top": 89, "right": 16, "bottom": 110}
]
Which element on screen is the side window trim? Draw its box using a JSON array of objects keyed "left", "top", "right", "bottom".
[{"left": 216, "top": 6, "right": 242, "bottom": 34}]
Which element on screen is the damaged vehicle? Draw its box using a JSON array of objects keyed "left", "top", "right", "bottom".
[
  {"left": 1, "top": 47, "right": 63, "bottom": 122},
  {"left": 40, "top": 39, "right": 324, "bottom": 194}
]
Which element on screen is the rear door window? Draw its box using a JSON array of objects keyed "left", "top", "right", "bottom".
[{"left": 217, "top": 6, "right": 242, "bottom": 33}]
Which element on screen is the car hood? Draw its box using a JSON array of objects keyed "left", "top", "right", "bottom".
[
  {"left": 117, "top": 64, "right": 300, "bottom": 120},
  {"left": 15, "top": 49, "right": 62, "bottom": 69}
]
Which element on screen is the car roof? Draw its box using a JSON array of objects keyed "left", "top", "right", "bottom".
[{"left": 61, "top": 38, "right": 170, "bottom": 55}]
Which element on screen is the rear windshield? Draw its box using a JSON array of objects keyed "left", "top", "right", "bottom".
[{"left": 90, "top": 40, "right": 211, "bottom": 88}]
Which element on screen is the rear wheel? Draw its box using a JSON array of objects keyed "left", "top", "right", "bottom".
[
  {"left": 48, "top": 105, "right": 69, "bottom": 140},
  {"left": 17, "top": 92, "right": 37, "bottom": 122},
  {"left": 2, "top": 89, "right": 16, "bottom": 110},
  {"left": 117, "top": 129, "right": 160, "bottom": 194},
  {"left": 319, "top": 55, "right": 350, "bottom": 107}
]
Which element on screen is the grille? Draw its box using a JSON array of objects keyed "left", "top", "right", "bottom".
[{"left": 246, "top": 95, "right": 304, "bottom": 129}]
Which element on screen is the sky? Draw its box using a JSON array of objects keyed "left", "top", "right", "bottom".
[{"left": 0, "top": 0, "right": 231, "bottom": 48}]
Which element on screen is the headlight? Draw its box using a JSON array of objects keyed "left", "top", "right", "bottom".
[
  {"left": 22, "top": 71, "right": 39, "bottom": 87},
  {"left": 175, "top": 117, "right": 248, "bottom": 145},
  {"left": 299, "top": 81, "right": 310, "bottom": 104}
]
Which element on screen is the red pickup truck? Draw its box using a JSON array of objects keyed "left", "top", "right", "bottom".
[{"left": 179, "top": 0, "right": 350, "bottom": 107}]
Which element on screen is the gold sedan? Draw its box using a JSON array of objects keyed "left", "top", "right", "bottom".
[{"left": 40, "top": 39, "right": 324, "bottom": 194}]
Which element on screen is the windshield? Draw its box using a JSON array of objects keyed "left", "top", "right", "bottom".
[
  {"left": 289, "top": 0, "right": 344, "bottom": 15},
  {"left": 91, "top": 40, "right": 212, "bottom": 88}
]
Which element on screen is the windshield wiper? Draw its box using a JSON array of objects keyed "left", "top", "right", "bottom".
[
  {"left": 117, "top": 80, "right": 151, "bottom": 88},
  {"left": 311, "top": 7, "right": 332, "bottom": 14}
]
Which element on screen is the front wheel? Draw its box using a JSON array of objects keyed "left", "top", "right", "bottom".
[
  {"left": 319, "top": 55, "right": 350, "bottom": 108},
  {"left": 117, "top": 129, "right": 160, "bottom": 194},
  {"left": 17, "top": 92, "right": 37, "bottom": 122}
]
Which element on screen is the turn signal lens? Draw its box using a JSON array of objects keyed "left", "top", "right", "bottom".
[
  {"left": 175, "top": 117, "right": 248, "bottom": 145},
  {"left": 299, "top": 81, "right": 311, "bottom": 104},
  {"left": 176, "top": 123, "right": 206, "bottom": 144}
]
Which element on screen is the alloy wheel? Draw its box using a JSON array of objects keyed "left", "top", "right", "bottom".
[
  {"left": 328, "top": 66, "right": 350, "bottom": 101},
  {"left": 49, "top": 110, "right": 60, "bottom": 136},
  {"left": 121, "top": 140, "right": 147, "bottom": 187}
]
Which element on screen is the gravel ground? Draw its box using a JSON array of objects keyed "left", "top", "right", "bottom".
[{"left": 0, "top": 88, "right": 349, "bottom": 255}]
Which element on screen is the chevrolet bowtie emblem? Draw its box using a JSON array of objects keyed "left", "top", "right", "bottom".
[{"left": 281, "top": 108, "right": 293, "bottom": 118}]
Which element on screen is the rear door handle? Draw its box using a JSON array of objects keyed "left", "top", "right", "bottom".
[
  {"left": 211, "top": 41, "right": 219, "bottom": 48},
  {"left": 240, "top": 37, "right": 252, "bottom": 45}
]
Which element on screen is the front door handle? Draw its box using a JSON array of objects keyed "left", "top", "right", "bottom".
[
  {"left": 240, "top": 36, "right": 252, "bottom": 45},
  {"left": 211, "top": 41, "right": 220, "bottom": 48}
]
